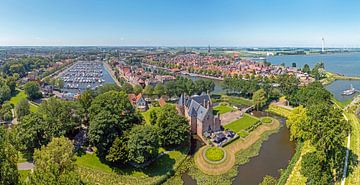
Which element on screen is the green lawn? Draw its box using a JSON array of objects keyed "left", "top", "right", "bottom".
[
  {"left": 213, "top": 102, "right": 234, "bottom": 114},
  {"left": 142, "top": 107, "right": 161, "bottom": 124},
  {"left": 205, "top": 147, "right": 224, "bottom": 161},
  {"left": 9, "top": 91, "right": 38, "bottom": 112},
  {"left": 238, "top": 130, "right": 249, "bottom": 138},
  {"left": 76, "top": 145, "right": 189, "bottom": 185},
  {"left": 223, "top": 95, "right": 253, "bottom": 106},
  {"left": 224, "top": 114, "right": 259, "bottom": 133}
]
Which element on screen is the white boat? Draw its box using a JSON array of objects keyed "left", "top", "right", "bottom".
[{"left": 342, "top": 84, "right": 357, "bottom": 96}]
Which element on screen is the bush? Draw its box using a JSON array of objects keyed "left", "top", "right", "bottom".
[{"left": 205, "top": 147, "right": 224, "bottom": 161}]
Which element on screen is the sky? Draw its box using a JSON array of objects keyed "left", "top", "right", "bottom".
[{"left": 1, "top": 0, "right": 360, "bottom": 47}]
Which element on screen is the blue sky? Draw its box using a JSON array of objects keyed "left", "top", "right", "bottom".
[{"left": 1, "top": 0, "right": 360, "bottom": 47}]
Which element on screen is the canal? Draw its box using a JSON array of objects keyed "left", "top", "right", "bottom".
[{"left": 182, "top": 111, "right": 295, "bottom": 185}]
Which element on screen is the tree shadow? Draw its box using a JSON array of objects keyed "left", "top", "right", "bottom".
[
  {"left": 344, "top": 149, "right": 358, "bottom": 178},
  {"left": 109, "top": 153, "right": 176, "bottom": 177}
]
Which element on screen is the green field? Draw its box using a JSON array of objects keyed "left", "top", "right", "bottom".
[
  {"left": 76, "top": 145, "right": 189, "bottom": 185},
  {"left": 238, "top": 130, "right": 249, "bottom": 138},
  {"left": 205, "top": 147, "right": 224, "bottom": 162},
  {"left": 213, "top": 102, "right": 234, "bottom": 114},
  {"left": 224, "top": 95, "right": 253, "bottom": 106},
  {"left": 224, "top": 114, "right": 259, "bottom": 133},
  {"left": 9, "top": 91, "right": 38, "bottom": 112}
]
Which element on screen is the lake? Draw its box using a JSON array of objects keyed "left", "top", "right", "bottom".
[{"left": 267, "top": 52, "right": 360, "bottom": 77}]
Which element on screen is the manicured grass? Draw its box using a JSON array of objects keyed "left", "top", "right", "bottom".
[
  {"left": 261, "top": 117, "right": 272, "bottom": 124},
  {"left": 213, "top": 102, "right": 234, "bottom": 114},
  {"left": 205, "top": 147, "right": 225, "bottom": 162},
  {"left": 9, "top": 91, "right": 38, "bottom": 112},
  {"left": 224, "top": 114, "right": 259, "bottom": 133},
  {"left": 141, "top": 107, "right": 161, "bottom": 124},
  {"left": 238, "top": 130, "right": 249, "bottom": 138},
  {"left": 76, "top": 152, "right": 114, "bottom": 173},
  {"left": 266, "top": 104, "right": 292, "bottom": 118}
]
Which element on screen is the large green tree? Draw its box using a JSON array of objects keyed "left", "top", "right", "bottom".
[
  {"left": 88, "top": 91, "right": 141, "bottom": 158},
  {"left": 0, "top": 126, "right": 19, "bottom": 185},
  {"left": 29, "top": 137, "right": 81, "bottom": 185},
  {"left": 155, "top": 104, "right": 190, "bottom": 147},
  {"left": 301, "top": 152, "right": 332, "bottom": 185},
  {"left": 24, "top": 81, "right": 42, "bottom": 100},
  {"left": 127, "top": 125, "right": 160, "bottom": 164},
  {"left": 252, "top": 88, "right": 267, "bottom": 110},
  {"left": 15, "top": 98, "right": 30, "bottom": 120},
  {"left": 286, "top": 105, "right": 307, "bottom": 141}
]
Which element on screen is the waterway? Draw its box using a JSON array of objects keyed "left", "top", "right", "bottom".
[
  {"left": 232, "top": 111, "right": 295, "bottom": 185},
  {"left": 325, "top": 80, "right": 360, "bottom": 102},
  {"left": 181, "top": 111, "right": 295, "bottom": 185},
  {"left": 267, "top": 52, "right": 360, "bottom": 77},
  {"left": 60, "top": 61, "right": 115, "bottom": 93}
]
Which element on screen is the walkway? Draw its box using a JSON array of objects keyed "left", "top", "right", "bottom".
[{"left": 17, "top": 162, "right": 34, "bottom": 170}]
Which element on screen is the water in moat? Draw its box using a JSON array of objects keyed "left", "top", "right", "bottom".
[{"left": 182, "top": 111, "right": 295, "bottom": 185}]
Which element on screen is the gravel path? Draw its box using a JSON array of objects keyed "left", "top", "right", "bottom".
[{"left": 17, "top": 162, "right": 34, "bottom": 170}]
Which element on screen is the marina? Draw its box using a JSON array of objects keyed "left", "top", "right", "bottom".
[{"left": 60, "top": 61, "right": 115, "bottom": 93}]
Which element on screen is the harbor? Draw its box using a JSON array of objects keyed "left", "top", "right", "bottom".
[{"left": 60, "top": 61, "right": 115, "bottom": 93}]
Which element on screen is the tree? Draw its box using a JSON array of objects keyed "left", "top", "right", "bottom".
[
  {"left": 121, "top": 83, "right": 134, "bottom": 94},
  {"left": 252, "top": 88, "right": 267, "bottom": 110},
  {"left": 154, "top": 84, "right": 165, "bottom": 97},
  {"left": 302, "top": 64, "right": 311, "bottom": 74},
  {"left": 301, "top": 152, "right": 332, "bottom": 185},
  {"left": 154, "top": 104, "right": 190, "bottom": 147},
  {"left": 303, "top": 103, "right": 351, "bottom": 178},
  {"left": 88, "top": 91, "right": 141, "bottom": 159},
  {"left": 293, "top": 81, "right": 332, "bottom": 106},
  {"left": 15, "top": 98, "right": 30, "bottom": 120},
  {"left": 127, "top": 125, "right": 160, "bottom": 164},
  {"left": 96, "top": 83, "right": 121, "bottom": 95},
  {"left": 29, "top": 137, "right": 81, "bottom": 185},
  {"left": 143, "top": 85, "right": 154, "bottom": 96},
  {"left": 0, "top": 101, "right": 13, "bottom": 122},
  {"left": 133, "top": 84, "right": 143, "bottom": 95},
  {"left": 0, "top": 83, "right": 11, "bottom": 103},
  {"left": 0, "top": 126, "right": 19, "bottom": 185},
  {"left": 291, "top": 62, "right": 297, "bottom": 68},
  {"left": 24, "top": 81, "right": 42, "bottom": 100},
  {"left": 260, "top": 175, "right": 277, "bottom": 185},
  {"left": 78, "top": 90, "right": 93, "bottom": 125},
  {"left": 286, "top": 105, "right": 307, "bottom": 141}
]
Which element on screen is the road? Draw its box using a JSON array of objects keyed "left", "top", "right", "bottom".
[{"left": 341, "top": 133, "right": 351, "bottom": 185}]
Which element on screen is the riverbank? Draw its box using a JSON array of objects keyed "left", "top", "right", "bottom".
[{"left": 322, "top": 72, "right": 360, "bottom": 85}]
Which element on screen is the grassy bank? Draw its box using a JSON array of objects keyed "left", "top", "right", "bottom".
[
  {"left": 266, "top": 104, "right": 292, "bottom": 118},
  {"left": 345, "top": 112, "right": 360, "bottom": 185},
  {"left": 285, "top": 141, "right": 315, "bottom": 185},
  {"left": 277, "top": 142, "right": 303, "bottom": 185}
]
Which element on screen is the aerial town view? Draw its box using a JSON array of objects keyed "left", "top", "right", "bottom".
[{"left": 1, "top": 0, "right": 360, "bottom": 185}]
